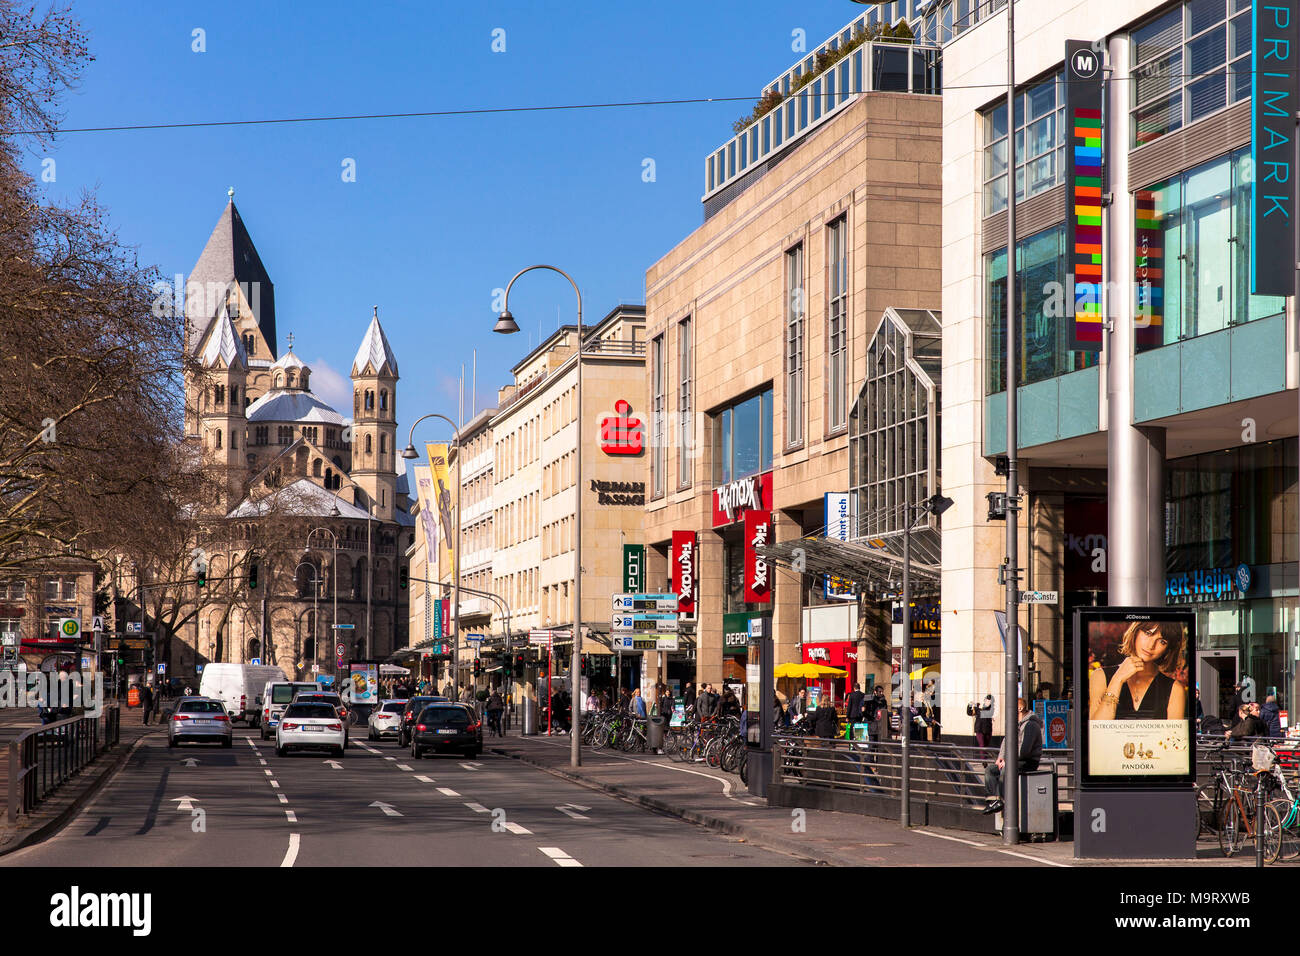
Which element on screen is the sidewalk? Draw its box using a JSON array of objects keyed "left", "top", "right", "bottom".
[
  {"left": 0, "top": 704, "right": 158, "bottom": 856},
  {"left": 489, "top": 734, "right": 1255, "bottom": 867}
]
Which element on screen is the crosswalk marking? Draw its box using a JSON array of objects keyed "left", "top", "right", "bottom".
[
  {"left": 465, "top": 802, "right": 489, "bottom": 813},
  {"left": 539, "top": 846, "right": 581, "bottom": 866},
  {"left": 437, "top": 787, "right": 460, "bottom": 797},
  {"left": 414, "top": 775, "right": 435, "bottom": 783}
]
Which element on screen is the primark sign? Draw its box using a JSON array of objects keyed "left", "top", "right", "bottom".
[{"left": 1252, "top": 3, "right": 1300, "bottom": 296}]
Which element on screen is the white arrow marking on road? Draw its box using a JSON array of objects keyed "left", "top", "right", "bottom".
[
  {"left": 370, "top": 801, "right": 403, "bottom": 817},
  {"left": 414, "top": 775, "right": 435, "bottom": 784},
  {"left": 437, "top": 787, "right": 460, "bottom": 797},
  {"left": 323, "top": 760, "right": 343, "bottom": 769},
  {"left": 180, "top": 757, "right": 200, "bottom": 767},
  {"left": 170, "top": 796, "right": 200, "bottom": 812},
  {"left": 555, "top": 804, "right": 591, "bottom": 820}
]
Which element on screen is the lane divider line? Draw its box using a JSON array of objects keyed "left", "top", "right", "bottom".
[
  {"left": 263, "top": 769, "right": 273, "bottom": 776},
  {"left": 437, "top": 787, "right": 460, "bottom": 797},
  {"left": 281, "top": 833, "right": 300, "bottom": 867},
  {"left": 465, "top": 802, "right": 489, "bottom": 813},
  {"left": 503, "top": 821, "right": 532, "bottom": 835},
  {"left": 414, "top": 775, "right": 435, "bottom": 783},
  {"left": 270, "top": 781, "right": 280, "bottom": 789},
  {"left": 539, "top": 846, "right": 581, "bottom": 866},
  {"left": 277, "top": 793, "right": 288, "bottom": 804},
  {"left": 396, "top": 764, "right": 413, "bottom": 771},
  {"left": 285, "top": 810, "right": 297, "bottom": 823}
]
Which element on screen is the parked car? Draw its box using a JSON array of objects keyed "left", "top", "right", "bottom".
[
  {"left": 397, "top": 696, "right": 450, "bottom": 747},
  {"left": 275, "top": 702, "right": 346, "bottom": 757},
  {"left": 410, "top": 703, "right": 481, "bottom": 759},
  {"left": 198, "top": 664, "right": 287, "bottom": 726},
  {"left": 168, "top": 697, "right": 233, "bottom": 748},
  {"left": 261, "top": 681, "right": 321, "bottom": 740},
  {"left": 368, "top": 699, "right": 407, "bottom": 740}
]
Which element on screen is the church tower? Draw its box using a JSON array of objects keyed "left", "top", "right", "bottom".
[
  {"left": 195, "top": 306, "right": 249, "bottom": 514},
  {"left": 349, "top": 309, "right": 399, "bottom": 522}
]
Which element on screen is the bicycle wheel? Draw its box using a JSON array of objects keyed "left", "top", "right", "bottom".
[
  {"left": 1263, "top": 801, "right": 1284, "bottom": 864},
  {"left": 738, "top": 748, "right": 748, "bottom": 786},
  {"left": 1219, "top": 800, "right": 1249, "bottom": 857}
]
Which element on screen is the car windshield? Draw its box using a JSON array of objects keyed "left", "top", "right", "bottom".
[
  {"left": 381, "top": 702, "right": 405, "bottom": 713},
  {"left": 179, "top": 700, "right": 224, "bottom": 714},
  {"left": 283, "top": 704, "right": 335, "bottom": 719},
  {"left": 271, "top": 686, "right": 301, "bottom": 704},
  {"left": 419, "top": 707, "right": 470, "bottom": 728}
]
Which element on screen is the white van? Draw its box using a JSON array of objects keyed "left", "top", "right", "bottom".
[
  {"left": 260, "top": 681, "right": 321, "bottom": 739},
  {"left": 199, "top": 664, "right": 288, "bottom": 726}
]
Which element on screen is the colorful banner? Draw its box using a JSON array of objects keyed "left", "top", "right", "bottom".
[
  {"left": 671, "top": 531, "right": 697, "bottom": 615},
  {"left": 1252, "top": 2, "right": 1299, "bottom": 295},
  {"left": 1065, "top": 39, "right": 1104, "bottom": 351},
  {"left": 348, "top": 663, "right": 378, "bottom": 705},
  {"left": 1077, "top": 607, "right": 1195, "bottom": 786},
  {"left": 425, "top": 442, "right": 457, "bottom": 580},
  {"left": 743, "top": 510, "right": 772, "bottom": 604},
  {"left": 412, "top": 464, "right": 440, "bottom": 580}
]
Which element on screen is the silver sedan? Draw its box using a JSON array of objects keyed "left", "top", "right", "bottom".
[
  {"left": 276, "top": 702, "right": 347, "bottom": 757},
  {"left": 368, "top": 699, "right": 407, "bottom": 740},
  {"left": 168, "top": 697, "right": 233, "bottom": 748}
]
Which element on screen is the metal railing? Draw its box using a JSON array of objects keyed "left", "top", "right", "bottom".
[{"left": 6, "top": 703, "right": 120, "bottom": 825}]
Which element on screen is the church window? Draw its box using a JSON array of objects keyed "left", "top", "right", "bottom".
[
  {"left": 313, "top": 459, "right": 322, "bottom": 478},
  {"left": 276, "top": 373, "right": 284, "bottom": 389},
  {"left": 379, "top": 435, "right": 386, "bottom": 454},
  {"left": 365, "top": 435, "right": 373, "bottom": 454},
  {"left": 230, "top": 430, "right": 236, "bottom": 450},
  {"left": 354, "top": 391, "right": 361, "bottom": 414},
  {"left": 365, "top": 391, "right": 375, "bottom": 412},
  {"left": 214, "top": 384, "right": 224, "bottom": 406},
  {"left": 214, "top": 429, "right": 223, "bottom": 450},
  {"left": 379, "top": 389, "right": 388, "bottom": 412},
  {"left": 230, "top": 385, "right": 238, "bottom": 406}
]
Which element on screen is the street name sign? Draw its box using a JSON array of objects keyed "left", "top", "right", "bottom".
[
  {"left": 1019, "top": 590, "right": 1059, "bottom": 604},
  {"left": 613, "top": 593, "right": 679, "bottom": 613}
]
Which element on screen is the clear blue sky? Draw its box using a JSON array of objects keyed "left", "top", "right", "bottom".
[{"left": 22, "top": 0, "right": 861, "bottom": 458}]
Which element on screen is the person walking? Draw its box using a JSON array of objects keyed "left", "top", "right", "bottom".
[
  {"left": 812, "top": 693, "right": 840, "bottom": 739},
  {"left": 1262, "top": 694, "right": 1283, "bottom": 738},
  {"left": 696, "top": 683, "right": 717, "bottom": 720},
  {"left": 139, "top": 681, "right": 154, "bottom": 726},
  {"left": 631, "top": 687, "right": 647, "bottom": 719},
  {"left": 981, "top": 698, "right": 1043, "bottom": 815},
  {"left": 683, "top": 682, "right": 696, "bottom": 711},
  {"left": 974, "top": 694, "right": 995, "bottom": 749},
  {"left": 486, "top": 689, "right": 504, "bottom": 737},
  {"left": 846, "top": 683, "right": 865, "bottom": 730}
]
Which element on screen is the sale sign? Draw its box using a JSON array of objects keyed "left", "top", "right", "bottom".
[
  {"left": 671, "top": 530, "right": 697, "bottom": 615},
  {"left": 743, "top": 510, "right": 772, "bottom": 604}
]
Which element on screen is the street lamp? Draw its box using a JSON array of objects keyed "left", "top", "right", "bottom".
[
  {"left": 900, "top": 490, "right": 953, "bottom": 829},
  {"left": 497, "top": 264, "right": 583, "bottom": 768},
  {"left": 328, "top": 480, "right": 374, "bottom": 663},
  {"left": 401, "top": 412, "right": 463, "bottom": 695},
  {"left": 293, "top": 560, "right": 322, "bottom": 678}
]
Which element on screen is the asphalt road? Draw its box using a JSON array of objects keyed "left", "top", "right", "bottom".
[{"left": 2, "top": 727, "right": 806, "bottom": 867}]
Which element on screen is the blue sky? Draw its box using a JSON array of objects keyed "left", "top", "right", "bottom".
[{"left": 22, "top": 0, "right": 862, "bottom": 459}]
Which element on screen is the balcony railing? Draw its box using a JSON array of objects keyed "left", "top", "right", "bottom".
[{"left": 704, "top": 39, "right": 940, "bottom": 202}]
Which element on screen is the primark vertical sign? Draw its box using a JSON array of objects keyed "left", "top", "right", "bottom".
[{"left": 1253, "top": 3, "right": 1299, "bottom": 296}]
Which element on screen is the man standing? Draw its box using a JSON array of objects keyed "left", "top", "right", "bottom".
[
  {"left": 683, "top": 682, "right": 696, "bottom": 712},
  {"left": 846, "top": 683, "right": 865, "bottom": 729},
  {"left": 139, "top": 681, "right": 154, "bottom": 726},
  {"left": 982, "top": 698, "right": 1043, "bottom": 815}
]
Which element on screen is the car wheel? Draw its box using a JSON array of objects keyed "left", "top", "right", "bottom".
[
  {"left": 275, "top": 744, "right": 286, "bottom": 757},
  {"left": 168, "top": 736, "right": 176, "bottom": 748},
  {"left": 334, "top": 746, "right": 345, "bottom": 758},
  {"left": 222, "top": 737, "right": 233, "bottom": 749}
]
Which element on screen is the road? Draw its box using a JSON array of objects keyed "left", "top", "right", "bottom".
[{"left": 2, "top": 726, "right": 806, "bottom": 867}]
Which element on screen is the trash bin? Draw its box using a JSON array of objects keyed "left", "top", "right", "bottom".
[
  {"left": 1019, "top": 767, "right": 1058, "bottom": 840},
  {"left": 647, "top": 715, "right": 665, "bottom": 750},
  {"left": 522, "top": 696, "right": 537, "bottom": 736}
]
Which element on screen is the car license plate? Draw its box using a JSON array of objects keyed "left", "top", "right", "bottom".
[
  {"left": 437, "top": 729, "right": 457, "bottom": 735},
  {"left": 192, "top": 719, "right": 213, "bottom": 725},
  {"left": 304, "top": 725, "right": 324, "bottom": 733}
]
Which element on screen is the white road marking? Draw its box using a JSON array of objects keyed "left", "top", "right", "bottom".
[
  {"left": 464, "top": 802, "right": 489, "bottom": 813},
  {"left": 526, "top": 735, "right": 752, "bottom": 803},
  {"left": 263, "top": 769, "right": 273, "bottom": 776},
  {"left": 285, "top": 810, "right": 297, "bottom": 822},
  {"left": 384, "top": 756, "right": 397, "bottom": 761},
  {"left": 914, "top": 829, "right": 986, "bottom": 848},
  {"left": 503, "top": 822, "right": 532, "bottom": 835},
  {"left": 245, "top": 739, "right": 258, "bottom": 749},
  {"left": 555, "top": 805, "right": 590, "bottom": 820},
  {"left": 277, "top": 793, "right": 288, "bottom": 804},
  {"left": 281, "top": 833, "right": 300, "bottom": 867},
  {"left": 437, "top": 787, "right": 460, "bottom": 797},
  {"left": 415, "top": 775, "right": 435, "bottom": 783},
  {"left": 180, "top": 757, "right": 200, "bottom": 767},
  {"left": 370, "top": 801, "right": 403, "bottom": 817},
  {"left": 459, "top": 761, "right": 484, "bottom": 771},
  {"left": 997, "top": 849, "right": 1070, "bottom": 868},
  {"left": 270, "top": 780, "right": 280, "bottom": 789},
  {"left": 169, "top": 796, "right": 199, "bottom": 811},
  {"left": 913, "top": 829, "right": 1070, "bottom": 867},
  {"left": 323, "top": 760, "right": 344, "bottom": 769},
  {"left": 258, "top": 759, "right": 267, "bottom": 766},
  {"left": 396, "top": 764, "right": 413, "bottom": 771},
  {"left": 539, "top": 846, "right": 582, "bottom": 866},
  {"left": 355, "top": 742, "right": 382, "bottom": 754}
]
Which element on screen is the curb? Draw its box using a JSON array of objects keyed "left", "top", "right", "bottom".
[
  {"left": 490, "top": 746, "right": 837, "bottom": 865},
  {"left": 0, "top": 733, "right": 150, "bottom": 858}
]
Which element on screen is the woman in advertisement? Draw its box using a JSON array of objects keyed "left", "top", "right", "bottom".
[{"left": 1088, "top": 620, "right": 1187, "bottom": 721}]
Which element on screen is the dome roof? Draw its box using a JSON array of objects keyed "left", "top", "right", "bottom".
[
  {"left": 246, "top": 390, "right": 346, "bottom": 426},
  {"left": 270, "top": 349, "right": 308, "bottom": 371}
]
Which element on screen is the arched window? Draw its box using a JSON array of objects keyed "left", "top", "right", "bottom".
[
  {"left": 313, "top": 460, "right": 322, "bottom": 478},
  {"left": 214, "top": 428, "right": 223, "bottom": 450},
  {"left": 354, "top": 391, "right": 361, "bottom": 414},
  {"left": 324, "top": 467, "right": 333, "bottom": 487},
  {"left": 215, "top": 384, "right": 225, "bottom": 406},
  {"left": 379, "top": 435, "right": 387, "bottom": 454},
  {"left": 230, "top": 430, "right": 237, "bottom": 450},
  {"left": 379, "top": 389, "right": 388, "bottom": 412},
  {"left": 365, "top": 390, "right": 375, "bottom": 411},
  {"left": 302, "top": 636, "right": 316, "bottom": 661},
  {"left": 276, "top": 373, "right": 284, "bottom": 388},
  {"left": 247, "top": 638, "right": 260, "bottom": 661},
  {"left": 230, "top": 385, "right": 238, "bottom": 406},
  {"left": 365, "top": 435, "right": 373, "bottom": 454},
  {"left": 286, "top": 370, "right": 296, "bottom": 388}
]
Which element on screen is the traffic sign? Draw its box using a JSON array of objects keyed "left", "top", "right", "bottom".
[
  {"left": 612, "top": 612, "right": 678, "bottom": 633},
  {"left": 614, "top": 635, "right": 677, "bottom": 652},
  {"left": 466, "top": 633, "right": 485, "bottom": 643},
  {"left": 1018, "top": 590, "right": 1059, "bottom": 604},
  {"left": 157, "top": 663, "right": 167, "bottom": 675},
  {"left": 335, "top": 643, "right": 346, "bottom": 658},
  {"left": 612, "top": 593, "right": 679, "bottom": 613},
  {"left": 250, "top": 657, "right": 261, "bottom": 666},
  {"left": 92, "top": 616, "right": 104, "bottom": 632},
  {"left": 332, "top": 623, "right": 356, "bottom": 630},
  {"left": 126, "top": 622, "right": 142, "bottom": 633}
]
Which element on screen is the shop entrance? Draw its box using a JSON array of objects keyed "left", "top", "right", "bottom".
[{"left": 1197, "top": 650, "right": 1238, "bottom": 722}]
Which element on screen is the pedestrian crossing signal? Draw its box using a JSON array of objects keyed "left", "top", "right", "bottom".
[
  {"left": 248, "top": 557, "right": 259, "bottom": 590},
  {"left": 398, "top": 565, "right": 408, "bottom": 590}
]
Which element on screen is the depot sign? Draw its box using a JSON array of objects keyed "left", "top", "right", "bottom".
[{"left": 712, "top": 471, "right": 773, "bottom": 527}]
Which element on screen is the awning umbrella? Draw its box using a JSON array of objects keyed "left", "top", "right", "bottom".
[{"left": 775, "top": 662, "right": 847, "bottom": 679}]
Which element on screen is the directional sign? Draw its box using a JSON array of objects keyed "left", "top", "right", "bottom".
[
  {"left": 611, "top": 612, "right": 678, "bottom": 633},
  {"left": 323, "top": 759, "right": 343, "bottom": 770},
  {"left": 1018, "top": 590, "right": 1059, "bottom": 604},
  {"left": 466, "top": 633, "right": 485, "bottom": 644},
  {"left": 332, "top": 623, "right": 356, "bottom": 630},
  {"left": 555, "top": 804, "right": 591, "bottom": 820},
  {"left": 180, "top": 758, "right": 200, "bottom": 768},
  {"left": 612, "top": 593, "right": 679, "bottom": 613}
]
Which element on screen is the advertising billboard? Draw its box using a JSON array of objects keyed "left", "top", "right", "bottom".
[
  {"left": 742, "top": 510, "right": 772, "bottom": 604},
  {"left": 1076, "top": 607, "right": 1195, "bottom": 787},
  {"left": 671, "top": 531, "right": 697, "bottom": 615},
  {"left": 425, "top": 442, "right": 457, "bottom": 579},
  {"left": 349, "top": 663, "right": 379, "bottom": 706}
]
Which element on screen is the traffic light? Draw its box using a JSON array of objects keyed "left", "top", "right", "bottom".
[
  {"left": 398, "top": 565, "right": 409, "bottom": 590},
  {"left": 116, "top": 640, "right": 127, "bottom": 667},
  {"left": 248, "top": 556, "right": 259, "bottom": 590},
  {"left": 580, "top": 654, "right": 588, "bottom": 675},
  {"left": 473, "top": 658, "right": 481, "bottom": 677},
  {"left": 143, "top": 644, "right": 154, "bottom": 669},
  {"left": 196, "top": 566, "right": 206, "bottom": 588},
  {"left": 513, "top": 653, "right": 525, "bottom": 679}
]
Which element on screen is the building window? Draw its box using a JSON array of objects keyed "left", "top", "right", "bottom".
[
  {"left": 365, "top": 435, "right": 373, "bottom": 454},
  {"left": 44, "top": 577, "right": 76, "bottom": 601},
  {"left": 678, "top": 317, "right": 693, "bottom": 489},
  {"left": 278, "top": 425, "right": 292, "bottom": 445},
  {"left": 826, "top": 217, "right": 849, "bottom": 431},
  {"left": 215, "top": 428, "right": 223, "bottom": 450},
  {"left": 985, "top": 224, "right": 1098, "bottom": 393},
  {"left": 1130, "top": 1, "right": 1250, "bottom": 149},
  {"left": 983, "top": 71, "right": 1065, "bottom": 216},
  {"left": 785, "top": 244, "right": 805, "bottom": 448},
  {"left": 651, "top": 334, "right": 666, "bottom": 499},
  {"left": 214, "top": 384, "right": 225, "bottom": 406},
  {"left": 380, "top": 389, "right": 388, "bottom": 412},
  {"left": 1135, "top": 146, "right": 1285, "bottom": 351},
  {"left": 0, "top": 580, "right": 26, "bottom": 601},
  {"left": 713, "top": 388, "right": 773, "bottom": 485},
  {"left": 243, "top": 332, "right": 255, "bottom": 356},
  {"left": 365, "top": 390, "right": 375, "bottom": 412},
  {"left": 255, "top": 426, "right": 268, "bottom": 445}
]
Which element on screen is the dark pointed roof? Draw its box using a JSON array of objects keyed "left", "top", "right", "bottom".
[{"left": 186, "top": 198, "right": 277, "bottom": 358}]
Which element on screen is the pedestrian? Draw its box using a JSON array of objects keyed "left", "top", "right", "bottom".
[
  {"left": 486, "top": 688, "right": 504, "bottom": 737},
  {"left": 683, "top": 682, "right": 696, "bottom": 711},
  {"left": 139, "top": 681, "right": 154, "bottom": 725},
  {"left": 587, "top": 687, "right": 601, "bottom": 713},
  {"left": 1227, "top": 703, "right": 1268, "bottom": 739},
  {"left": 658, "top": 684, "right": 674, "bottom": 721},
  {"left": 631, "top": 687, "right": 647, "bottom": 718},
  {"left": 787, "top": 687, "right": 808, "bottom": 726},
  {"left": 812, "top": 693, "right": 840, "bottom": 739},
  {"left": 696, "top": 683, "right": 717, "bottom": 720},
  {"left": 721, "top": 687, "right": 741, "bottom": 718},
  {"left": 981, "top": 698, "right": 1043, "bottom": 815},
  {"left": 973, "top": 694, "right": 995, "bottom": 749},
  {"left": 1262, "top": 694, "right": 1283, "bottom": 738},
  {"left": 846, "top": 683, "right": 865, "bottom": 728}
]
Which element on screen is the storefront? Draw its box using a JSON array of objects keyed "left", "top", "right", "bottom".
[{"left": 801, "top": 641, "right": 859, "bottom": 706}]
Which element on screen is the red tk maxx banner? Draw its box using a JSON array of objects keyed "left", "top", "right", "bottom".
[
  {"left": 743, "top": 510, "right": 772, "bottom": 604},
  {"left": 671, "top": 530, "right": 697, "bottom": 615}
]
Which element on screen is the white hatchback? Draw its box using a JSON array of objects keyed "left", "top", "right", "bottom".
[
  {"left": 368, "top": 699, "right": 407, "bottom": 740},
  {"left": 275, "top": 702, "right": 346, "bottom": 757}
]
